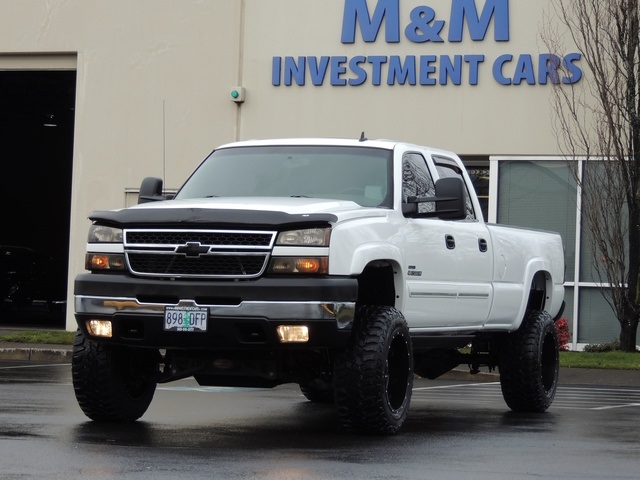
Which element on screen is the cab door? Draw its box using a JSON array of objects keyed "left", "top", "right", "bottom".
[
  {"left": 400, "top": 152, "right": 460, "bottom": 328},
  {"left": 432, "top": 156, "right": 493, "bottom": 324}
]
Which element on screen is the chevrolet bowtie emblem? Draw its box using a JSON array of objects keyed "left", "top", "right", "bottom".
[{"left": 175, "top": 242, "right": 210, "bottom": 257}]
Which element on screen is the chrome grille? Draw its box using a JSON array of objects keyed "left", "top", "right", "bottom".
[{"left": 123, "top": 229, "right": 276, "bottom": 278}]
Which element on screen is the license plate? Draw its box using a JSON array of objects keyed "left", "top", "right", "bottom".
[{"left": 164, "top": 306, "right": 208, "bottom": 332}]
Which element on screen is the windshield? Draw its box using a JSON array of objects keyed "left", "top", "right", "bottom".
[{"left": 175, "top": 145, "right": 393, "bottom": 208}]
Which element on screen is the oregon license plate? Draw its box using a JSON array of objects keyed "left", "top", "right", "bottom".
[{"left": 163, "top": 306, "right": 208, "bottom": 332}]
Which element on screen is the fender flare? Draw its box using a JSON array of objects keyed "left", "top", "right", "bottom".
[
  {"left": 512, "top": 259, "right": 557, "bottom": 330},
  {"left": 348, "top": 243, "right": 404, "bottom": 276}
]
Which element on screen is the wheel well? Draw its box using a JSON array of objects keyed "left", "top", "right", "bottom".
[
  {"left": 356, "top": 261, "right": 396, "bottom": 307},
  {"left": 527, "top": 271, "right": 548, "bottom": 312}
]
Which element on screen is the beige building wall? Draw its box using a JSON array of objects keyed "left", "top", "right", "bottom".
[
  {"left": 240, "top": 0, "right": 569, "bottom": 152},
  {"left": 0, "top": 0, "right": 579, "bottom": 329}
]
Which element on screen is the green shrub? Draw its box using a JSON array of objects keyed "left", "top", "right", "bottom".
[{"left": 583, "top": 338, "right": 621, "bottom": 353}]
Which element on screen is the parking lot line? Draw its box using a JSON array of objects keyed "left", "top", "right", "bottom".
[{"left": 412, "top": 382, "right": 640, "bottom": 411}]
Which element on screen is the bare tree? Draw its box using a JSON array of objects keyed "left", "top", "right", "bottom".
[{"left": 542, "top": 0, "right": 639, "bottom": 351}]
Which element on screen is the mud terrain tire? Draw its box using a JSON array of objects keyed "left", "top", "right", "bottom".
[
  {"left": 334, "top": 305, "right": 413, "bottom": 434},
  {"left": 499, "top": 310, "right": 559, "bottom": 412},
  {"left": 72, "top": 329, "right": 157, "bottom": 422}
]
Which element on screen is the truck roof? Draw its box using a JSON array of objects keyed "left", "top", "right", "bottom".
[{"left": 215, "top": 138, "right": 459, "bottom": 158}]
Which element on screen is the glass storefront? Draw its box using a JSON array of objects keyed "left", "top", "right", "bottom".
[{"left": 494, "top": 158, "right": 622, "bottom": 347}]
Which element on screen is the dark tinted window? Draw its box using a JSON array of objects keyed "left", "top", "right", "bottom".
[{"left": 402, "top": 153, "right": 435, "bottom": 214}]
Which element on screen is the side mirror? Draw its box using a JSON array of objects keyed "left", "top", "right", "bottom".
[
  {"left": 402, "top": 177, "right": 466, "bottom": 220},
  {"left": 138, "top": 177, "right": 165, "bottom": 204},
  {"left": 435, "top": 177, "right": 466, "bottom": 220},
  {"left": 401, "top": 201, "right": 418, "bottom": 216}
]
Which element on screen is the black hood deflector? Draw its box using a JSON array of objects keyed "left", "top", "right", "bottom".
[{"left": 88, "top": 208, "right": 337, "bottom": 229}]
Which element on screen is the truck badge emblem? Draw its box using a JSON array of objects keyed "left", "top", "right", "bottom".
[{"left": 175, "top": 242, "right": 210, "bottom": 257}]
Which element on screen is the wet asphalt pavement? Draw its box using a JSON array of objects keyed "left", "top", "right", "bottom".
[{"left": 1, "top": 360, "right": 639, "bottom": 479}]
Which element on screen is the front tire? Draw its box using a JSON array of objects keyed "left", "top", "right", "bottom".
[
  {"left": 72, "top": 329, "right": 157, "bottom": 422},
  {"left": 499, "top": 310, "right": 559, "bottom": 412},
  {"left": 334, "top": 306, "right": 413, "bottom": 434}
]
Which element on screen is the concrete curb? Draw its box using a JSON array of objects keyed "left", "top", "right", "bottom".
[{"left": 0, "top": 347, "right": 71, "bottom": 362}]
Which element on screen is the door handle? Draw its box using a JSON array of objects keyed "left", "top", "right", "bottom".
[
  {"left": 445, "top": 235, "right": 456, "bottom": 250},
  {"left": 478, "top": 238, "right": 488, "bottom": 252}
]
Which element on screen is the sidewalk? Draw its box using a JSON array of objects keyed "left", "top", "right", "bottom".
[
  {"left": 0, "top": 327, "right": 638, "bottom": 387},
  {"left": 0, "top": 325, "right": 72, "bottom": 362}
]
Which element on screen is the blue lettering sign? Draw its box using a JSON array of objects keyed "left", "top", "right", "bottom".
[
  {"left": 449, "top": 0, "right": 509, "bottom": 42},
  {"left": 465, "top": 55, "right": 484, "bottom": 85},
  {"left": 341, "top": 0, "right": 400, "bottom": 43},
  {"left": 388, "top": 55, "right": 417, "bottom": 85},
  {"left": 419, "top": 55, "right": 437, "bottom": 85},
  {"left": 491, "top": 53, "right": 583, "bottom": 86},
  {"left": 368, "top": 56, "right": 388, "bottom": 85},
  {"left": 284, "top": 56, "right": 306, "bottom": 86},
  {"left": 538, "top": 54, "right": 561, "bottom": 85},
  {"left": 271, "top": 53, "right": 580, "bottom": 88},
  {"left": 440, "top": 55, "right": 463, "bottom": 85},
  {"left": 272, "top": 57, "right": 282, "bottom": 86},
  {"left": 493, "top": 54, "right": 512, "bottom": 85},
  {"left": 349, "top": 56, "right": 368, "bottom": 85},
  {"left": 309, "top": 56, "right": 330, "bottom": 85},
  {"left": 330, "top": 56, "right": 348, "bottom": 85},
  {"left": 562, "top": 53, "right": 582, "bottom": 84},
  {"left": 270, "top": 1, "right": 583, "bottom": 88},
  {"left": 405, "top": 6, "right": 445, "bottom": 43},
  {"left": 513, "top": 54, "right": 536, "bottom": 85}
]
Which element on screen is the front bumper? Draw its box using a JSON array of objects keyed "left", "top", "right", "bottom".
[{"left": 74, "top": 273, "right": 357, "bottom": 349}]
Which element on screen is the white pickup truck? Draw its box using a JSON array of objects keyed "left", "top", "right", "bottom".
[{"left": 72, "top": 138, "right": 565, "bottom": 434}]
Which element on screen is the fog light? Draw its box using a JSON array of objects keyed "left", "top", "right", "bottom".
[
  {"left": 86, "top": 320, "right": 113, "bottom": 338},
  {"left": 276, "top": 325, "right": 309, "bottom": 343}
]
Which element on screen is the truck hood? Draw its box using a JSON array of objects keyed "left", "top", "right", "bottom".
[{"left": 89, "top": 197, "right": 389, "bottom": 228}]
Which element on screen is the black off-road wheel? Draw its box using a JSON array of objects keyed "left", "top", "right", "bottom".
[
  {"left": 334, "top": 305, "right": 413, "bottom": 434},
  {"left": 499, "top": 310, "right": 559, "bottom": 412},
  {"left": 71, "top": 329, "right": 158, "bottom": 422}
]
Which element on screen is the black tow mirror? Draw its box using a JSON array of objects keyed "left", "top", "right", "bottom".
[
  {"left": 402, "top": 177, "right": 466, "bottom": 220},
  {"left": 138, "top": 177, "right": 165, "bottom": 204},
  {"left": 401, "top": 201, "right": 418, "bottom": 216},
  {"left": 434, "top": 177, "right": 466, "bottom": 220}
]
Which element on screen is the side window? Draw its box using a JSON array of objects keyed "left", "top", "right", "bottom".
[
  {"left": 433, "top": 157, "right": 476, "bottom": 220},
  {"left": 402, "top": 153, "right": 435, "bottom": 214}
]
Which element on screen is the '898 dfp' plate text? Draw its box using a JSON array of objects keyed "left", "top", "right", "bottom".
[{"left": 164, "top": 306, "right": 208, "bottom": 332}]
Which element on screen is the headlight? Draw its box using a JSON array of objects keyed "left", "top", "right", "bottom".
[
  {"left": 276, "top": 228, "right": 330, "bottom": 246},
  {"left": 88, "top": 225, "right": 123, "bottom": 243}
]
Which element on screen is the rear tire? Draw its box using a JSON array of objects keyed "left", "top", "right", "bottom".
[
  {"left": 334, "top": 305, "right": 413, "bottom": 434},
  {"left": 299, "top": 380, "right": 334, "bottom": 403},
  {"left": 499, "top": 310, "right": 559, "bottom": 412},
  {"left": 72, "top": 329, "right": 157, "bottom": 422}
]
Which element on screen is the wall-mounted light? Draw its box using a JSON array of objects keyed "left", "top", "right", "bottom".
[{"left": 230, "top": 86, "right": 245, "bottom": 103}]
